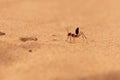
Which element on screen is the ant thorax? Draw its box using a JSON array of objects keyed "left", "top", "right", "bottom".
[{"left": 68, "top": 32, "right": 78, "bottom": 37}]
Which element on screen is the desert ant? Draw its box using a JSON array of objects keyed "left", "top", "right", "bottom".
[{"left": 66, "top": 27, "right": 87, "bottom": 42}]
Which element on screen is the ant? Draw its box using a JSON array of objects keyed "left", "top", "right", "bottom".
[{"left": 66, "top": 27, "right": 87, "bottom": 42}]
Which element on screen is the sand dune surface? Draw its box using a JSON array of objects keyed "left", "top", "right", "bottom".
[{"left": 0, "top": 0, "right": 120, "bottom": 80}]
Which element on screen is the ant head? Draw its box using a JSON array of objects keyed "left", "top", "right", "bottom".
[{"left": 68, "top": 32, "right": 71, "bottom": 36}]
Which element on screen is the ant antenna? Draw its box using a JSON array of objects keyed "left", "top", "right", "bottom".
[
  {"left": 65, "top": 26, "right": 69, "bottom": 34},
  {"left": 61, "top": 22, "right": 69, "bottom": 34}
]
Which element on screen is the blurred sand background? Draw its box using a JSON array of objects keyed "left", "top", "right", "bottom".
[{"left": 0, "top": 0, "right": 120, "bottom": 80}]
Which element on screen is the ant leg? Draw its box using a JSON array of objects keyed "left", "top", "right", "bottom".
[
  {"left": 66, "top": 36, "right": 69, "bottom": 41},
  {"left": 70, "top": 36, "right": 72, "bottom": 43},
  {"left": 81, "top": 32, "right": 88, "bottom": 44},
  {"left": 73, "top": 37, "right": 75, "bottom": 43},
  {"left": 81, "top": 32, "right": 87, "bottom": 40},
  {"left": 77, "top": 32, "right": 86, "bottom": 42}
]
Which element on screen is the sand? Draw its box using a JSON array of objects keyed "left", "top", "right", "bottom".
[{"left": 0, "top": 0, "right": 120, "bottom": 80}]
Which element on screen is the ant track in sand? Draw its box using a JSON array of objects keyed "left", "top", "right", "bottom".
[
  {"left": 0, "top": 32, "right": 6, "bottom": 36},
  {"left": 20, "top": 37, "right": 38, "bottom": 42}
]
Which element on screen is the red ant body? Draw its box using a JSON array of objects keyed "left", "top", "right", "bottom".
[{"left": 67, "top": 27, "right": 87, "bottom": 42}]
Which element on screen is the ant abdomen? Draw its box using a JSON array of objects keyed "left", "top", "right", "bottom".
[{"left": 75, "top": 27, "right": 79, "bottom": 35}]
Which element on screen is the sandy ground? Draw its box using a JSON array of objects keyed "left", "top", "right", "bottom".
[{"left": 0, "top": 0, "right": 120, "bottom": 80}]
